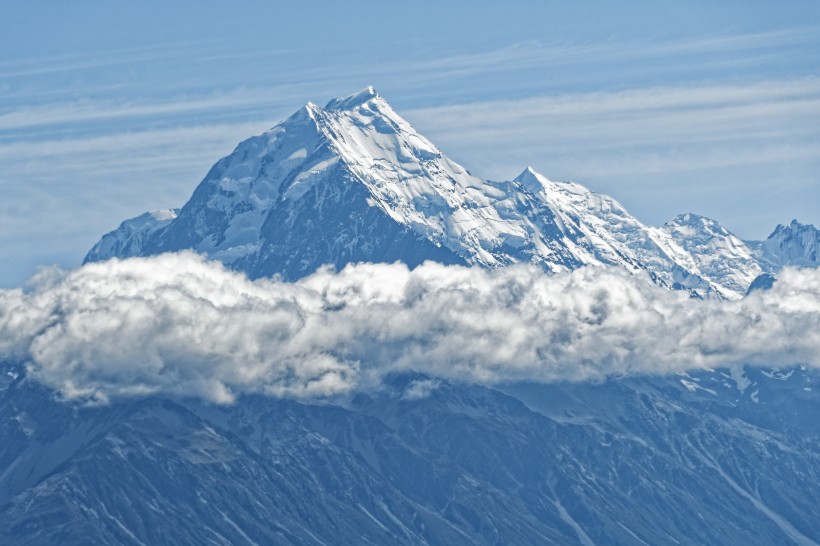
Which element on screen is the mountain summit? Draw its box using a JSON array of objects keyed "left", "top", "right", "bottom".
[
  {"left": 86, "top": 88, "right": 815, "bottom": 299},
  {"left": 752, "top": 219, "right": 819, "bottom": 269}
]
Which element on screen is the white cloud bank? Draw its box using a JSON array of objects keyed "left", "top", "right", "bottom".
[{"left": 1, "top": 253, "right": 819, "bottom": 404}]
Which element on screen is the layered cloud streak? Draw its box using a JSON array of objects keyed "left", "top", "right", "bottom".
[{"left": 1, "top": 253, "right": 819, "bottom": 404}]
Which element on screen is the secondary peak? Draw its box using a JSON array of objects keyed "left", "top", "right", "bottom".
[
  {"left": 671, "top": 212, "right": 711, "bottom": 224},
  {"left": 514, "top": 166, "right": 548, "bottom": 193}
]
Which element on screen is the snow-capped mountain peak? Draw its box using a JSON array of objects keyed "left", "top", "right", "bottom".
[
  {"left": 756, "top": 219, "right": 819, "bottom": 268},
  {"left": 85, "top": 88, "right": 815, "bottom": 299},
  {"left": 324, "top": 85, "right": 381, "bottom": 111},
  {"left": 661, "top": 213, "right": 763, "bottom": 297},
  {"left": 514, "top": 166, "right": 549, "bottom": 194}
]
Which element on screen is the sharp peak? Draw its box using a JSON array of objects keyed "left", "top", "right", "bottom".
[
  {"left": 512, "top": 166, "right": 604, "bottom": 198},
  {"left": 514, "top": 166, "right": 549, "bottom": 182},
  {"left": 512, "top": 166, "right": 548, "bottom": 193},
  {"left": 518, "top": 165, "right": 542, "bottom": 177},
  {"left": 786, "top": 218, "right": 812, "bottom": 228},
  {"left": 287, "top": 101, "right": 321, "bottom": 122},
  {"left": 769, "top": 218, "right": 815, "bottom": 237},
  {"left": 324, "top": 86, "right": 383, "bottom": 111},
  {"left": 286, "top": 87, "right": 389, "bottom": 127}
]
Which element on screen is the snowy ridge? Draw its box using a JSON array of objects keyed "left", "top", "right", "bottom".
[
  {"left": 310, "top": 87, "right": 513, "bottom": 266},
  {"left": 749, "top": 219, "right": 820, "bottom": 270},
  {"left": 87, "top": 209, "right": 179, "bottom": 262},
  {"left": 662, "top": 213, "right": 764, "bottom": 297},
  {"left": 86, "top": 87, "right": 817, "bottom": 298},
  {"left": 511, "top": 167, "right": 717, "bottom": 294}
]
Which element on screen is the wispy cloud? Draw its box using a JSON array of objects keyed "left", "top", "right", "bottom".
[
  {"left": 5, "top": 26, "right": 817, "bottom": 130},
  {"left": 2, "top": 255, "right": 818, "bottom": 404},
  {"left": 0, "top": 121, "right": 268, "bottom": 165},
  {"left": 0, "top": 88, "right": 310, "bottom": 133},
  {"left": 7, "top": 78, "right": 817, "bottom": 182},
  {"left": 405, "top": 78, "right": 820, "bottom": 161}
]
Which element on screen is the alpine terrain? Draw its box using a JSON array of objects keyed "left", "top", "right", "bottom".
[{"left": 85, "top": 87, "right": 820, "bottom": 299}]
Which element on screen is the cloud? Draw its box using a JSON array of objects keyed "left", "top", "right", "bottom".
[
  {"left": 0, "top": 88, "right": 305, "bottom": 133},
  {"left": 404, "top": 77, "right": 820, "bottom": 178},
  {"left": 1, "top": 253, "right": 819, "bottom": 405},
  {"left": 0, "top": 122, "right": 269, "bottom": 173}
]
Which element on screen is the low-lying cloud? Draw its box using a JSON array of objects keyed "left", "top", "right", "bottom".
[{"left": 1, "top": 252, "right": 819, "bottom": 404}]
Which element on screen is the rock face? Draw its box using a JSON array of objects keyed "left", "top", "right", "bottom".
[
  {"left": 2, "top": 363, "right": 820, "bottom": 545},
  {"left": 85, "top": 87, "right": 817, "bottom": 299}
]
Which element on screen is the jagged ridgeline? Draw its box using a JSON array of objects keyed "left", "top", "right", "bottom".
[{"left": 85, "top": 87, "right": 818, "bottom": 299}]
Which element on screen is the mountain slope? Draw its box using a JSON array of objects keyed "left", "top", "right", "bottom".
[{"left": 2, "top": 363, "right": 820, "bottom": 545}]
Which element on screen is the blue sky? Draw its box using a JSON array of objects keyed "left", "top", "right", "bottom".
[{"left": 1, "top": 0, "right": 819, "bottom": 286}]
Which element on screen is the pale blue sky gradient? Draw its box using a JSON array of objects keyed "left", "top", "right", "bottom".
[{"left": 2, "top": 0, "right": 819, "bottom": 286}]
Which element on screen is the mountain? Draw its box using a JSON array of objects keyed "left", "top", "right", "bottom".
[
  {"left": 661, "top": 213, "right": 764, "bottom": 297},
  {"left": 748, "top": 220, "right": 820, "bottom": 270},
  {"left": 86, "top": 86, "right": 812, "bottom": 300},
  {"left": 3, "top": 361, "right": 820, "bottom": 545},
  {"left": 739, "top": 220, "right": 820, "bottom": 294}
]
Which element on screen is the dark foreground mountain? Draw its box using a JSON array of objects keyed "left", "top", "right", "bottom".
[
  {"left": 85, "top": 88, "right": 819, "bottom": 299},
  {"left": 2, "top": 363, "right": 820, "bottom": 545}
]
